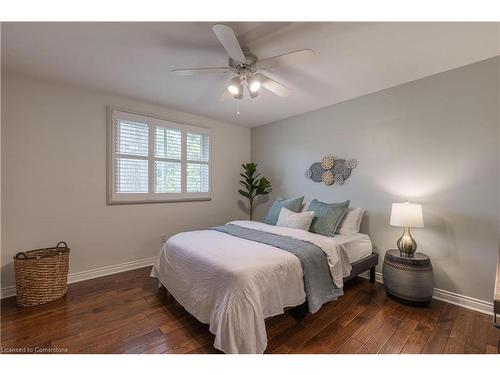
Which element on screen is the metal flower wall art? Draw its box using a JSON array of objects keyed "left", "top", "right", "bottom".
[{"left": 305, "top": 155, "right": 357, "bottom": 186}]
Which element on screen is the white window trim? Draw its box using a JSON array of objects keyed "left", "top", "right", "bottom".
[{"left": 107, "top": 107, "right": 212, "bottom": 205}]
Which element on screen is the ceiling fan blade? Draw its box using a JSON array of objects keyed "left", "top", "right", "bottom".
[
  {"left": 254, "top": 73, "right": 291, "bottom": 97},
  {"left": 172, "top": 67, "right": 230, "bottom": 76},
  {"left": 258, "top": 49, "right": 315, "bottom": 69},
  {"left": 212, "top": 24, "right": 246, "bottom": 63}
]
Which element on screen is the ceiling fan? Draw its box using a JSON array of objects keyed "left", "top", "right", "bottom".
[{"left": 172, "top": 24, "right": 315, "bottom": 100}]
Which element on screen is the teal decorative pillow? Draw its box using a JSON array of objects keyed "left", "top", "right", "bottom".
[
  {"left": 308, "top": 199, "right": 350, "bottom": 237},
  {"left": 264, "top": 196, "right": 304, "bottom": 225}
]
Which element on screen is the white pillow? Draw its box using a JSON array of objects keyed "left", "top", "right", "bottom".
[
  {"left": 276, "top": 207, "right": 315, "bottom": 231},
  {"left": 336, "top": 207, "right": 365, "bottom": 235}
]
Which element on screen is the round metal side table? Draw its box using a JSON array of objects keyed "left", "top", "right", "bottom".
[{"left": 382, "top": 249, "right": 434, "bottom": 306}]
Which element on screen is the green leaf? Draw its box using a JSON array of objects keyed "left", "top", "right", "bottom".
[
  {"left": 244, "top": 163, "right": 257, "bottom": 178},
  {"left": 238, "top": 189, "right": 250, "bottom": 198},
  {"left": 255, "top": 176, "right": 272, "bottom": 195}
]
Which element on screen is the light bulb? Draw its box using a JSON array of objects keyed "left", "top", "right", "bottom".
[
  {"left": 247, "top": 75, "right": 261, "bottom": 93},
  {"left": 228, "top": 85, "right": 239, "bottom": 95},
  {"left": 249, "top": 80, "right": 261, "bottom": 93},
  {"left": 228, "top": 76, "right": 242, "bottom": 97}
]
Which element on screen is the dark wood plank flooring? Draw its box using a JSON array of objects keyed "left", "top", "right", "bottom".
[{"left": 1, "top": 267, "right": 498, "bottom": 354}]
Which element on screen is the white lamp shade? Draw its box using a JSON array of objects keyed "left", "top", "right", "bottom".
[{"left": 390, "top": 202, "right": 424, "bottom": 228}]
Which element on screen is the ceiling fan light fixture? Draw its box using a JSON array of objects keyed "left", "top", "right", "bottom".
[
  {"left": 249, "top": 90, "right": 259, "bottom": 99},
  {"left": 227, "top": 84, "right": 239, "bottom": 95},
  {"left": 247, "top": 76, "right": 261, "bottom": 93},
  {"left": 228, "top": 77, "right": 242, "bottom": 96}
]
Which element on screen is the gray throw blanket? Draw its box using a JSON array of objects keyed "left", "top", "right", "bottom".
[{"left": 211, "top": 224, "right": 343, "bottom": 313}]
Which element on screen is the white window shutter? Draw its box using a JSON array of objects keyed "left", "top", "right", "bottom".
[
  {"left": 109, "top": 108, "right": 211, "bottom": 203},
  {"left": 187, "top": 163, "right": 209, "bottom": 193},
  {"left": 155, "top": 127, "right": 181, "bottom": 159},
  {"left": 186, "top": 132, "right": 210, "bottom": 193},
  {"left": 114, "top": 119, "right": 149, "bottom": 193},
  {"left": 186, "top": 133, "right": 209, "bottom": 162}
]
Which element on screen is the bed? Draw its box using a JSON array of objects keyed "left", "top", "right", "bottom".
[{"left": 151, "top": 220, "right": 378, "bottom": 354}]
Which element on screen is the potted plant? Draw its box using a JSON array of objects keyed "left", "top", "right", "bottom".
[{"left": 238, "top": 163, "right": 272, "bottom": 220}]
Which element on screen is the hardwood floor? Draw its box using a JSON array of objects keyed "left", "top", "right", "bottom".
[{"left": 1, "top": 267, "right": 498, "bottom": 354}]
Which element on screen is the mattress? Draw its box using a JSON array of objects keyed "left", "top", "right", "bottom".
[
  {"left": 161, "top": 229, "right": 373, "bottom": 265},
  {"left": 333, "top": 233, "right": 373, "bottom": 263}
]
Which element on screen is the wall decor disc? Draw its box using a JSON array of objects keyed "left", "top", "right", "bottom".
[
  {"left": 334, "top": 174, "right": 345, "bottom": 185},
  {"left": 322, "top": 170, "right": 334, "bottom": 185},
  {"left": 332, "top": 159, "right": 351, "bottom": 179},
  {"left": 304, "top": 168, "right": 312, "bottom": 179},
  {"left": 321, "top": 155, "right": 335, "bottom": 170},
  {"left": 345, "top": 158, "right": 357, "bottom": 169},
  {"left": 309, "top": 162, "right": 324, "bottom": 182}
]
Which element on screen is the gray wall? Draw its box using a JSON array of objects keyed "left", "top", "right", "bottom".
[
  {"left": 252, "top": 57, "right": 499, "bottom": 302},
  {"left": 1, "top": 73, "right": 251, "bottom": 292}
]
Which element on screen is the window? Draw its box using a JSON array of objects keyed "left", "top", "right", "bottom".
[{"left": 107, "top": 108, "right": 211, "bottom": 204}]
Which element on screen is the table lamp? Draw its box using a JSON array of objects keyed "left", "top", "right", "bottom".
[{"left": 390, "top": 201, "right": 424, "bottom": 257}]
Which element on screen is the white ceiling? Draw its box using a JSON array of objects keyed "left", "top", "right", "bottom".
[{"left": 2, "top": 22, "right": 499, "bottom": 127}]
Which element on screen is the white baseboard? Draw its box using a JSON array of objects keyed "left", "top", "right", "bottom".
[
  {"left": 432, "top": 288, "right": 494, "bottom": 316},
  {"left": 3, "top": 260, "right": 494, "bottom": 316},
  {"left": 0, "top": 256, "right": 157, "bottom": 299},
  {"left": 1, "top": 285, "right": 16, "bottom": 299},
  {"left": 359, "top": 271, "right": 493, "bottom": 316}
]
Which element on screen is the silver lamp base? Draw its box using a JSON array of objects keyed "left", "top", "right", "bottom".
[{"left": 397, "top": 227, "right": 417, "bottom": 257}]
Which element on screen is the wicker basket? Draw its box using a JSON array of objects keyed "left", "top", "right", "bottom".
[{"left": 14, "top": 242, "right": 70, "bottom": 307}]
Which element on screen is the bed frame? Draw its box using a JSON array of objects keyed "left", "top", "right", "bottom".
[{"left": 344, "top": 252, "right": 379, "bottom": 284}]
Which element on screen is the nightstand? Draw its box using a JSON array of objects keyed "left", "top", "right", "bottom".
[{"left": 382, "top": 249, "right": 434, "bottom": 306}]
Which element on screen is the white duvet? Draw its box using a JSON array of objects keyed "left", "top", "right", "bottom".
[{"left": 151, "top": 220, "right": 353, "bottom": 354}]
